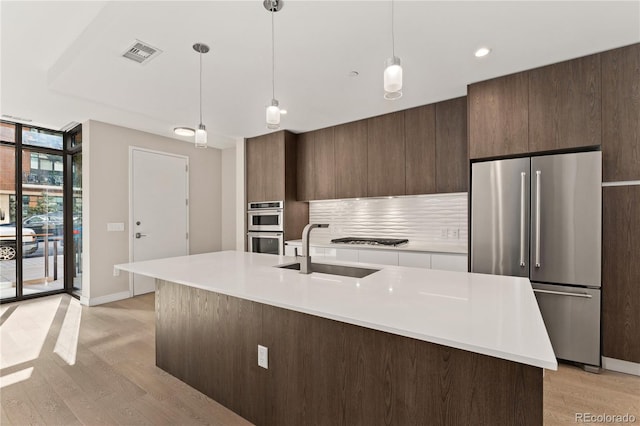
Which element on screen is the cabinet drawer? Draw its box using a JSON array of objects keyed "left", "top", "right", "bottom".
[
  {"left": 431, "top": 254, "right": 468, "bottom": 272},
  {"left": 398, "top": 252, "right": 432, "bottom": 269},
  {"left": 335, "top": 248, "right": 358, "bottom": 262},
  {"left": 358, "top": 250, "right": 399, "bottom": 266}
]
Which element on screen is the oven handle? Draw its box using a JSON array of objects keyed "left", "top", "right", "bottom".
[
  {"left": 248, "top": 209, "right": 283, "bottom": 215},
  {"left": 247, "top": 232, "right": 284, "bottom": 238}
]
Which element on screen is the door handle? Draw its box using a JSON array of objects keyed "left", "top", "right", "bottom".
[
  {"left": 135, "top": 232, "right": 147, "bottom": 239},
  {"left": 520, "top": 172, "right": 526, "bottom": 267},
  {"left": 533, "top": 289, "right": 592, "bottom": 299},
  {"left": 534, "top": 170, "right": 541, "bottom": 268}
]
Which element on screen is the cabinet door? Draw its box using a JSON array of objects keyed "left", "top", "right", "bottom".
[
  {"left": 263, "top": 132, "right": 286, "bottom": 201},
  {"left": 367, "top": 111, "right": 405, "bottom": 197},
  {"left": 603, "top": 185, "right": 640, "bottom": 363},
  {"left": 398, "top": 252, "right": 431, "bottom": 269},
  {"left": 528, "top": 54, "right": 601, "bottom": 152},
  {"left": 436, "top": 97, "right": 468, "bottom": 193},
  {"left": 246, "top": 136, "right": 265, "bottom": 202},
  {"left": 602, "top": 43, "right": 640, "bottom": 182},
  {"left": 405, "top": 104, "right": 436, "bottom": 195},
  {"left": 296, "top": 132, "right": 314, "bottom": 201},
  {"left": 314, "top": 127, "right": 336, "bottom": 200},
  {"left": 335, "top": 120, "right": 368, "bottom": 199},
  {"left": 335, "top": 248, "right": 358, "bottom": 262},
  {"left": 468, "top": 72, "right": 529, "bottom": 159},
  {"left": 358, "top": 250, "right": 398, "bottom": 266}
]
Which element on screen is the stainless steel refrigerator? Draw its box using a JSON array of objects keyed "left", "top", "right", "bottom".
[{"left": 471, "top": 151, "right": 601, "bottom": 368}]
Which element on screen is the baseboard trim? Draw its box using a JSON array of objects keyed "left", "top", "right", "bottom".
[
  {"left": 88, "top": 290, "right": 131, "bottom": 306},
  {"left": 602, "top": 356, "right": 640, "bottom": 376},
  {"left": 80, "top": 295, "right": 90, "bottom": 306}
]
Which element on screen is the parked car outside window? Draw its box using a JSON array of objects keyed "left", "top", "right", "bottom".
[
  {"left": 0, "top": 225, "right": 38, "bottom": 260},
  {"left": 22, "top": 214, "right": 63, "bottom": 241}
]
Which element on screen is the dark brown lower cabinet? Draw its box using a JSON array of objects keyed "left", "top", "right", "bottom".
[
  {"left": 603, "top": 185, "right": 640, "bottom": 363},
  {"left": 157, "top": 280, "right": 543, "bottom": 426}
]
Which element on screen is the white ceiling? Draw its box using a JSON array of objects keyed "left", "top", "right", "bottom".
[{"left": 1, "top": 1, "right": 639, "bottom": 149}]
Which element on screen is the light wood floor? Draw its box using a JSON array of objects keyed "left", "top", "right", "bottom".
[{"left": 1, "top": 294, "right": 638, "bottom": 425}]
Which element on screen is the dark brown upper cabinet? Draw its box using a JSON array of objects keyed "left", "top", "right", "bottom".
[
  {"left": 246, "top": 132, "right": 285, "bottom": 203},
  {"left": 528, "top": 54, "right": 602, "bottom": 153},
  {"left": 602, "top": 43, "right": 640, "bottom": 182},
  {"left": 468, "top": 72, "right": 529, "bottom": 159},
  {"left": 296, "top": 132, "right": 314, "bottom": 201},
  {"left": 404, "top": 104, "right": 436, "bottom": 195},
  {"left": 367, "top": 111, "right": 406, "bottom": 197},
  {"left": 296, "top": 128, "right": 336, "bottom": 201},
  {"left": 603, "top": 185, "right": 640, "bottom": 363},
  {"left": 436, "top": 97, "right": 468, "bottom": 193},
  {"left": 335, "top": 120, "right": 368, "bottom": 199}
]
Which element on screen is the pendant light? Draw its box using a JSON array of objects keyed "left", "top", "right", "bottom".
[
  {"left": 193, "top": 42, "right": 209, "bottom": 148},
  {"left": 384, "top": 0, "right": 402, "bottom": 100},
  {"left": 264, "top": 0, "right": 283, "bottom": 129}
]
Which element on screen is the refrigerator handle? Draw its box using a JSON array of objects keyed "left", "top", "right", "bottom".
[
  {"left": 520, "top": 172, "right": 526, "bottom": 267},
  {"left": 535, "top": 170, "right": 541, "bottom": 268}
]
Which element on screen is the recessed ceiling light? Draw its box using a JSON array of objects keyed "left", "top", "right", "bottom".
[
  {"left": 474, "top": 47, "right": 491, "bottom": 58},
  {"left": 348, "top": 70, "right": 359, "bottom": 77},
  {"left": 174, "top": 127, "right": 195, "bottom": 137}
]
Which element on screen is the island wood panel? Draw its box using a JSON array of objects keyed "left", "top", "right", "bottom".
[
  {"left": 367, "top": 111, "right": 406, "bottom": 197},
  {"left": 528, "top": 54, "right": 602, "bottom": 153},
  {"left": 436, "top": 96, "right": 468, "bottom": 193},
  {"left": 296, "top": 132, "right": 314, "bottom": 201},
  {"left": 335, "top": 120, "right": 368, "bottom": 199},
  {"left": 155, "top": 280, "right": 265, "bottom": 424},
  {"left": 601, "top": 43, "right": 640, "bottom": 182},
  {"left": 468, "top": 72, "right": 529, "bottom": 159},
  {"left": 603, "top": 186, "right": 640, "bottom": 363},
  {"left": 314, "top": 127, "right": 336, "bottom": 200},
  {"left": 404, "top": 104, "right": 436, "bottom": 195},
  {"left": 156, "top": 280, "right": 544, "bottom": 426}
]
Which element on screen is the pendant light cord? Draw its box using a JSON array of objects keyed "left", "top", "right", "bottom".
[
  {"left": 199, "top": 50, "right": 203, "bottom": 124},
  {"left": 391, "top": 0, "right": 395, "bottom": 58},
  {"left": 271, "top": 1, "right": 276, "bottom": 101}
]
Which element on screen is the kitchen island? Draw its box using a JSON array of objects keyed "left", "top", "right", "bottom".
[{"left": 116, "top": 250, "right": 556, "bottom": 426}]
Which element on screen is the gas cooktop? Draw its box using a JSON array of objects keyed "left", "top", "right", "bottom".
[{"left": 330, "top": 237, "right": 409, "bottom": 247}]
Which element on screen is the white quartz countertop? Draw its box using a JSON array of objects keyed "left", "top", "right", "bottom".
[
  {"left": 285, "top": 239, "right": 468, "bottom": 254},
  {"left": 115, "top": 251, "right": 556, "bottom": 370}
]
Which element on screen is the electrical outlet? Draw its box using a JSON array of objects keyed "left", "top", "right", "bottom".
[
  {"left": 440, "top": 228, "right": 448, "bottom": 238},
  {"left": 113, "top": 267, "right": 120, "bottom": 277},
  {"left": 449, "top": 228, "right": 460, "bottom": 239},
  {"left": 258, "top": 345, "right": 268, "bottom": 369}
]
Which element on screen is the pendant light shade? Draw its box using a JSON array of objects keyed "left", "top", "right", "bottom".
[
  {"left": 265, "top": 0, "right": 283, "bottom": 129},
  {"left": 195, "top": 123, "right": 207, "bottom": 148},
  {"left": 384, "top": 56, "right": 403, "bottom": 100},
  {"left": 193, "top": 42, "right": 209, "bottom": 148},
  {"left": 266, "top": 99, "right": 281, "bottom": 129},
  {"left": 384, "top": 0, "right": 403, "bottom": 100}
]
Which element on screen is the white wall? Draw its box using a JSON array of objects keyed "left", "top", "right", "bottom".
[
  {"left": 82, "top": 120, "right": 222, "bottom": 304},
  {"left": 221, "top": 146, "right": 236, "bottom": 250}
]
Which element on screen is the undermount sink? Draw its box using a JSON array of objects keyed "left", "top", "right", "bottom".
[{"left": 275, "top": 262, "right": 379, "bottom": 278}]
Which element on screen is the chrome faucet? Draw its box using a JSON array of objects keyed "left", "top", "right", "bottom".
[{"left": 297, "top": 223, "right": 329, "bottom": 274}]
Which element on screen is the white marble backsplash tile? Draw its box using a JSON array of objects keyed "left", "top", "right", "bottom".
[{"left": 308, "top": 193, "right": 468, "bottom": 248}]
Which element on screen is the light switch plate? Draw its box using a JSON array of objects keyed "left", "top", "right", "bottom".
[{"left": 258, "top": 345, "right": 268, "bottom": 369}]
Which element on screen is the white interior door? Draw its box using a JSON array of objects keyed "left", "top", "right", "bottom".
[{"left": 131, "top": 148, "right": 188, "bottom": 295}]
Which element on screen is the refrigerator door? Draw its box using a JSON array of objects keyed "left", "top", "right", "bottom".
[
  {"left": 530, "top": 152, "right": 601, "bottom": 287},
  {"left": 471, "top": 158, "right": 530, "bottom": 277},
  {"left": 532, "top": 283, "right": 601, "bottom": 366}
]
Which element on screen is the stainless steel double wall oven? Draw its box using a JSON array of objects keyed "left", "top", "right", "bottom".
[{"left": 247, "top": 201, "right": 284, "bottom": 255}]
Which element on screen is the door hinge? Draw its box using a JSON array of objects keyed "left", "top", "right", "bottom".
[
  {"left": 186, "top": 199, "right": 189, "bottom": 206},
  {"left": 185, "top": 164, "right": 189, "bottom": 172},
  {"left": 186, "top": 232, "right": 189, "bottom": 239}
]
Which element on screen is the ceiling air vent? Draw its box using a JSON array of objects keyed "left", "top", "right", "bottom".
[{"left": 122, "top": 40, "right": 162, "bottom": 64}]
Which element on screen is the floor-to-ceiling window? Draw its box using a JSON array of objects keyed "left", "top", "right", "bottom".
[{"left": 0, "top": 121, "right": 81, "bottom": 302}]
